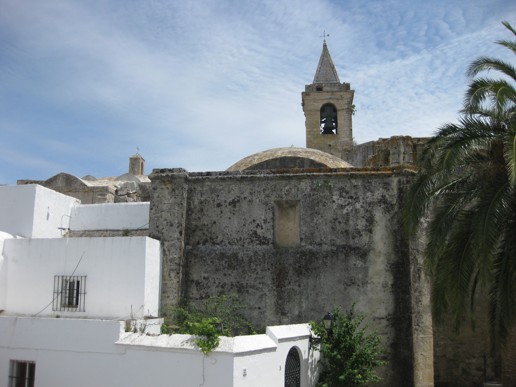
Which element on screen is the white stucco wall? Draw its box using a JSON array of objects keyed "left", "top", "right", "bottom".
[
  {"left": 0, "top": 185, "right": 78, "bottom": 238},
  {"left": 69, "top": 202, "right": 150, "bottom": 231},
  {"left": 0, "top": 231, "right": 14, "bottom": 310},
  {"left": 1, "top": 237, "right": 160, "bottom": 319},
  {"left": 32, "top": 185, "right": 80, "bottom": 238},
  {"left": 0, "top": 185, "right": 35, "bottom": 237},
  {"left": 0, "top": 317, "right": 317, "bottom": 387}
]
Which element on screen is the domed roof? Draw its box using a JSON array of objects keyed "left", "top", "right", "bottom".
[{"left": 227, "top": 147, "right": 353, "bottom": 171}]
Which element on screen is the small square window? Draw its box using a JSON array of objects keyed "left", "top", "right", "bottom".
[
  {"left": 9, "top": 360, "right": 35, "bottom": 387},
  {"left": 53, "top": 275, "right": 86, "bottom": 312}
]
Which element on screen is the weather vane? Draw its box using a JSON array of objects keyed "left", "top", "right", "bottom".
[{"left": 320, "top": 30, "right": 330, "bottom": 43}]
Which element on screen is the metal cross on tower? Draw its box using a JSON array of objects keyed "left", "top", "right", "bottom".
[{"left": 320, "top": 30, "right": 330, "bottom": 43}]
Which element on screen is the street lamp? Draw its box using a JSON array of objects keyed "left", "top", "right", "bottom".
[{"left": 322, "top": 312, "right": 333, "bottom": 333}]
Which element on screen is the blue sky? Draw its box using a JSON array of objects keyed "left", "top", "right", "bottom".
[{"left": 1, "top": 0, "right": 515, "bottom": 184}]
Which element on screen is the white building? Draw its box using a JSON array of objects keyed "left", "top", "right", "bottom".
[{"left": 0, "top": 184, "right": 318, "bottom": 387}]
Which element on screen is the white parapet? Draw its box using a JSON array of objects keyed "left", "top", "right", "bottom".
[
  {"left": 69, "top": 202, "right": 150, "bottom": 231},
  {"left": 0, "top": 185, "right": 79, "bottom": 238}
]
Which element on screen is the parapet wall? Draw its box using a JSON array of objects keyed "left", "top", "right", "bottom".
[
  {"left": 69, "top": 202, "right": 149, "bottom": 232},
  {"left": 0, "top": 185, "right": 79, "bottom": 238},
  {"left": 0, "top": 317, "right": 316, "bottom": 387}
]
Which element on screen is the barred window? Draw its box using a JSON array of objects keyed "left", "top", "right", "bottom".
[
  {"left": 53, "top": 275, "right": 86, "bottom": 312},
  {"left": 9, "top": 360, "right": 35, "bottom": 387}
]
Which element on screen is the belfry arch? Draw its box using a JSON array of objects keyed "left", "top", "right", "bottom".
[{"left": 320, "top": 103, "right": 338, "bottom": 134}]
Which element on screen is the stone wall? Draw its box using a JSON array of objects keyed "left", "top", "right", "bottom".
[
  {"left": 434, "top": 308, "right": 516, "bottom": 386},
  {"left": 149, "top": 168, "right": 429, "bottom": 386},
  {"left": 409, "top": 229, "right": 435, "bottom": 387},
  {"left": 351, "top": 136, "right": 429, "bottom": 168},
  {"left": 432, "top": 294, "right": 499, "bottom": 387},
  {"left": 503, "top": 327, "right": 516, "bottom": 386},
  {"left": 18, "top": 173, "right": 150, "bottom": 204},
  {"left": 67, "top": 229, "right": 148, "bottom": 237}
]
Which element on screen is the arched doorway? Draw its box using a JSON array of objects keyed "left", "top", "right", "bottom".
[{"left": 284, "top": 347, "right": 300, "bottom": 387}]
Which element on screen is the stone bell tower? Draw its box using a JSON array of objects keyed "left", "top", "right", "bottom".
[{"left": 302, "top": 39, "right": 354, "bottom": 161}]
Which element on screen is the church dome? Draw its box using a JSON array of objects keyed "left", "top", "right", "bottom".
[{"left": 227, "top": 147, "right": 353, "bottom": 171}]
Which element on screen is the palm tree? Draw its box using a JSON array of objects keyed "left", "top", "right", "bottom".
[{"left": 404, "top": 21, "right": 516, "bottom": 349}]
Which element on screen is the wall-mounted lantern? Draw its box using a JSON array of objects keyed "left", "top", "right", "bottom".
[
  {"left": 322, "top": 311, "right": 334, "bottom": 334},
  {"left": 310, "top": 311, "right": 334, "bottom": 346}
]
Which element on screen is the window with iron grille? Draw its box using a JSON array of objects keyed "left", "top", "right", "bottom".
[
  {"left": 52, "top": 275, "right": 86, "bottom": 312},
  {"left": 8, "top": 360, "right": 35, "bottom": 387}
]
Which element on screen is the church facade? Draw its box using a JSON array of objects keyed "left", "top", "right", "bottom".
[{"left": 148, "top": 40, "right": 434, "bottom": 386}]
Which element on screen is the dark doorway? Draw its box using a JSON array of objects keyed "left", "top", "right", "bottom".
[{"left": 284, "top": 347, "right": 301, "bottom": 387}]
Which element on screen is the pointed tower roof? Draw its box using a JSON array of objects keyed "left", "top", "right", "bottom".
[{"left": 313, "top": 41, "right": 340, "bottom": 84}]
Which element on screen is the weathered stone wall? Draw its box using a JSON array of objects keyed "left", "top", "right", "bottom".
[
  {"left": 503, "top": 327, "right": 516, "bottom": 386},
  {"left": 433, "top": 294, "right": 499, "bottom": 387},
  {"left": 149, "top": 168, "right": 423, "bottom": 386},
  {"left": 351, "top": 136, "right": 429, "bottom": 168},
  {"left": 18, "top": 174, "right": 150, "bottom": 204},
  {"left": 409, "top": 229, "right": 435, "bottom": 387},
  {"left": 67, "top": 229, "right": 148, "bottom": 237}
]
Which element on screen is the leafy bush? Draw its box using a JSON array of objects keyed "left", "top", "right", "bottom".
[
  {"left": 310, "top": 305, "right": 385, "bottom": 387},
  {"left": 186, "top": 317, "right": 221, "bottom": 355},
  {"left": 161, "top": 295, "right": 256, "bottom": 354}
]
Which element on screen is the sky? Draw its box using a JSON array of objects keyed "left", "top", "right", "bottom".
[{"left": 1, "top": 0, "right": 515, "bottom": 184}]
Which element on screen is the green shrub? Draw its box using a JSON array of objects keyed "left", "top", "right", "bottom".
[
  {"left": 160, "top": 323, "right": 170, "bottom": 335},
  {"left": 161, "top": 295, "right": 256, "bottom": 354},
  {"left": 187, "top": 317, "right": 221, "bottom": 354},
  {"left": 310, "top": 304, "right": 385, "bottom": 387}
]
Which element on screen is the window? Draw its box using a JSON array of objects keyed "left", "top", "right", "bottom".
[
  {"left": 53, "top": 275, "right": 86, "bottom": 312},
  {"left": 9, "top": 360, "right": 35, "bottom": 387}
]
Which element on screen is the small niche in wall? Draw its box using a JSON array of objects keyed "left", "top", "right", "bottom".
[{"left": 274, "top": 200, "right": 300, "bottom": 248}]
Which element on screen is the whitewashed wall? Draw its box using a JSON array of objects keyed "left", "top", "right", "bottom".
[
  {"left": 0, "top": 185, "right": 78, "bottom": 238},
  {"left": 0, "top": 231, "right": 14, "bottom": 310},
  {"left": 0, "top": 317, "right": 318, "bottom": 387},
  {"left": 69, "top": 202, "right": 150, "bottom": 231},
  {"left": 2, "top": 237, "right": 160, "bottom": 319},
  {"left": 262, "top": 325, "right": 319, "bottom": 387}
]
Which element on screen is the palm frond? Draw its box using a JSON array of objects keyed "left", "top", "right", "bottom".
[
  {"left": 496, "top": 39, "right": 516, "bottom": 54},
  {"left": 467, "top": 57, "right": 516, "bottom": 81},
  {"left": 506, "top": 131, "right": 516, "bottom": 187},
  {"left": 501, "top": 21, "right": 516, "bottom": 38},
  {"left": 464, "top": 78, "right": 516, "bottom": 113}
]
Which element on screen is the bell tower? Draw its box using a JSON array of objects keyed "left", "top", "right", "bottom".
[{"left": 302, "top": 39, "right": 354, "bottom": 161}]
